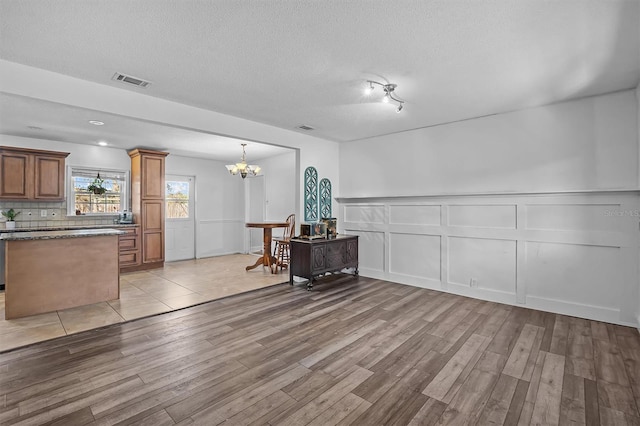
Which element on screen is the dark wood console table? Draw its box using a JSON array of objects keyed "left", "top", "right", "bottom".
[{"left": 289, "top": 234, "right": 359, "bottom": 290}]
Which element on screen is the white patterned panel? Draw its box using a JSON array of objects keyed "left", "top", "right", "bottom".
[
  {"left": 526, "top": 204, "right": 622, "bottom": 232},
  {"left": 344, "top": 205, "right": 385, "bottom": 224},
  {"left": 448, "top": 237, "right": 516, "bottom": 294},
  {"left": 448, "top": 205, "right": 516, "bottom": 229},
  {"left": 389, "top": 205, "right": 441, "bottom": 225},
  {"left": 389, "top": 233, "right": 441, "bottom": 280},
  {"left": 345, "top": 230, "right": 385, "bottom": 271},
  {"left": 526, "top": 242, "right": 621, "bottom": 309}
]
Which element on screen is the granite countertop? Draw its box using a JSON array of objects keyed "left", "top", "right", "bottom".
[
  {"left": 0, "top": 228, "right": 126, "bottom": 241},
  {"left": 0, "top": 223, "right": 138, "bottom": 233}
]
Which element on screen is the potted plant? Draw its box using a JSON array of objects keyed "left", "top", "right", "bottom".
[
  {"left": 2, "top": 208, "right": 20, "bottom": 229},
  {"left": 87, "top": 175, "right": 107, "bottom": 195}
]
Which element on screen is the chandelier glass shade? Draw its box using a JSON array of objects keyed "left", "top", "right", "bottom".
[{"left": 226, "top": 143, "right": 261, "bottom": 179}]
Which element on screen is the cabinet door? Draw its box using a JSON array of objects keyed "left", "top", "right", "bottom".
[
  {"left": 311, "top": 245, "right": 326, "bottom": 272},
  {"left": 346, "top": 238, "right": 358, "bottom": 263},
  {"left": 142, "top": 201, "right": 164, "bottom": 263},
  {"left": 141, "top": 155, "right": 165, "bottom": 199},
  {"left": 143, "top": 232, "right": 164, "bottom": 263},
  {"left": 142, "top": 200, "right": 163, "bottom": 232},
  {"left": 34, "top": 155, "right": 65, "bottom": 199},
  {"left": 0, "top": 151, "right": 31, "bottom": 199},
  {"left": 326, "top": 241, "right": 346, "bottom": 269}
]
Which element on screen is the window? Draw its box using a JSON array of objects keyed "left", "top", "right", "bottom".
[
  {"left": 67, "top": 167, "right": 129, "bottom": 215},
  {"left": 166, "top": 180, "right": 190, "bottom": 219}
]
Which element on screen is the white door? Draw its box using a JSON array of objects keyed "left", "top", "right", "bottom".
[
  {"left": 165, "top": 175, "right": 196, "bottom": 262},
  {"left": 246, "top": 175, "right": 265, "bottom": 254}
]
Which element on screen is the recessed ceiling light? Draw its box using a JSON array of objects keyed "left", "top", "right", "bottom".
[
  {"left": 89, "top": 120, "right": 105, "bottom": 126},
  {"left": 98, "top": 141, "right": 108, "bottom": 146}
]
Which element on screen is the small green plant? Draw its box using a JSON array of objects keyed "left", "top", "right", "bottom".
[
  {"left": 87, "top": 177, "right": 107, "bottom": 195},
  {"left": 1, "top": 208, "right": 20, "bottom": 221}
]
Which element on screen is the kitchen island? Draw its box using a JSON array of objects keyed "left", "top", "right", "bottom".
[{"left": 1, "top": 228, "right": 124, "bottom": 319}]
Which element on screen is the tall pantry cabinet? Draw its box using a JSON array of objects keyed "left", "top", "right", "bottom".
[{"left": 128, "top": 149, "right": 168, "bottom": 270}]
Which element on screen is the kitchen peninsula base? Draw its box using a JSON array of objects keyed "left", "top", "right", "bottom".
[{"left": 3, "top": 231, "right": 121, "bottom": 319}]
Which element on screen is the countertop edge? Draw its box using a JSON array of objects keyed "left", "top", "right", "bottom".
[{"left": 0, "top": 229, "right": 126, "bottom": 241}]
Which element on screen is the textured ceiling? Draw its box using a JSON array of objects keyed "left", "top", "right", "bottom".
[{"left": 0, "top": 0, "right": 639, "bottom": 146}]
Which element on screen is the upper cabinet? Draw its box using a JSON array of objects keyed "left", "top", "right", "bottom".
[{"left": 0, "top": 146, "right": 69, "bottom": 200}]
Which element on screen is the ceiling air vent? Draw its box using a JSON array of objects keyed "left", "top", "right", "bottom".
[
  {"left": 297, "top": 125, "right": 315, "bottom": 131},
  {"left": 112, "top": 72, "right": 151, "bottom": 88}
]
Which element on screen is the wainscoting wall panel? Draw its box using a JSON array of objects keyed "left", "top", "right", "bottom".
[
  {"left": 389, "top": 204, "right": 441, "bottom": 226},
  {"left": 346, "top": 230, "right": 385, "bottom": 272},
  {"left": 448, "top": 204, "right": 517, "bottom": 229},
  {"left": 526, "top": 203, "right": 623, "bottom": 232},
  {"left": 448, "top": 236, "right": 516, "bottom": 295},
  {"left": 388, "top": 233, "right": 441, "bottom": 282},
  {"left": 337, "top": 191, "right": 640, "bottom": 327},
  {"left": 344, "top": 204, "right": 385, "bottom": 225}
]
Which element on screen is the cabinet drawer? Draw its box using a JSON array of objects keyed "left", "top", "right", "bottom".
[
  {"left": 120, "top": 227, "right": 138, "bottom": 236},
  {"left": 119, "top": 251, "right": 140, "bottom": 267},
  {"left": 119, "top": 237, "right": 138, "bottom": 251}
]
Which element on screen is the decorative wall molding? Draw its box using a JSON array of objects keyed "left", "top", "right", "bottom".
[
  {"left": 319, "top": 178, "right": 332, "bottom": 218},
  {"left": 199, "top": 219, "right": 245, "bottom": 224},
  {"left": 304, "top": 166, "right": 318, "bottom": 222},
  {"left": 338, "top": 192, "right": 640, "bottom": 327},
  {"left": 336, "top": 188, "right": 640, "bottom": 203}
]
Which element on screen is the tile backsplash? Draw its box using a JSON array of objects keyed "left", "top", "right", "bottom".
[{"left": 0, "top": 200, "right": 117, "bottom": 229}]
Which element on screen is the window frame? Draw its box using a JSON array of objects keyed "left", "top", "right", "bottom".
[
  {"left": 165, "top": 179, "right": 191, "bottom": 221},
  {"left": 66, "top": 165, "right": 130, "bottom": 216}
]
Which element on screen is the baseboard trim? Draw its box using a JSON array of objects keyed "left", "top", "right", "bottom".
[{"left": 357, "top": 270, "right": 634, "bottom": 327}]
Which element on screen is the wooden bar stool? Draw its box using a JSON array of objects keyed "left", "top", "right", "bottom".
[{"left": 273, "top": 214, "right": 295, "bottom": 272}]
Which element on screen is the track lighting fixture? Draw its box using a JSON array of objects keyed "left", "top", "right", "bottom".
[{"left": 364, "top": 80, "right": 405, "bottom": 112}]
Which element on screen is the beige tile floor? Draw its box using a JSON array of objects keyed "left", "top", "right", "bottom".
[{"left": 0, "top": 254, "right": 289, "bottom": 352}]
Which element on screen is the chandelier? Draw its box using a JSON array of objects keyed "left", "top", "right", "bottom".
[
  {"left": 225, "top": 143, "right": 261, "bottom": 179},
  {"left": 364, "top": 80, "right": 405, "bottom": 113}
]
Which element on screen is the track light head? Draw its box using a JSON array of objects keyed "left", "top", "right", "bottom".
[
  {"left": 364, "top": 81, "right": 375, "bottom": 95},
  {"left": 364, "top": 79, "right": 405, "bottom": 112}
]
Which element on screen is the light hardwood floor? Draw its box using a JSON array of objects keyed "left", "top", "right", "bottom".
[
  {"left": 1, "top": 275, "right": 639, "bottom": 425},
  {"left": 0, "top": 254, "right": 286, "bottom": 352}
]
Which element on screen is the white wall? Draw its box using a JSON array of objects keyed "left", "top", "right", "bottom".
[
  {"left": 637, "top": 83, "right": 640, "bottom": 188},
  {"left": 636, "top": 82, "right": 640, "bottom": 329},
  {"left": 259, "top": 150, "right": 297, "bottom": 222},
  {"left": 338, "top": 90, "right": 640, "bottom": 327},
  {"left": 165, "top": 155, "right": 245, "bottom": 258},
  {"left": 340, "top": 91, "right": 638, "bottom": 197}
]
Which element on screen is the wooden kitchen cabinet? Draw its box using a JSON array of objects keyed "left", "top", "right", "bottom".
[
  {"left": 289, "top": 235, "right": 359, "bottom": 290},
  {"left": 118, "top": 225, "right": 141, "bottom": 270},
  {"left": 128, "top": 149, "right": 168, "bottom": 271},
  {"left": 0, "top": 146, "right": 69, "bottom": 200}
]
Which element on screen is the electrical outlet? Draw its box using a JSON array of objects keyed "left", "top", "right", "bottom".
[
  {"left": 40, "top": 210, "right": 47, "bottom": 218},
  {"left": 470, "top": 278, "right": 478, "bottom": 288}
]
